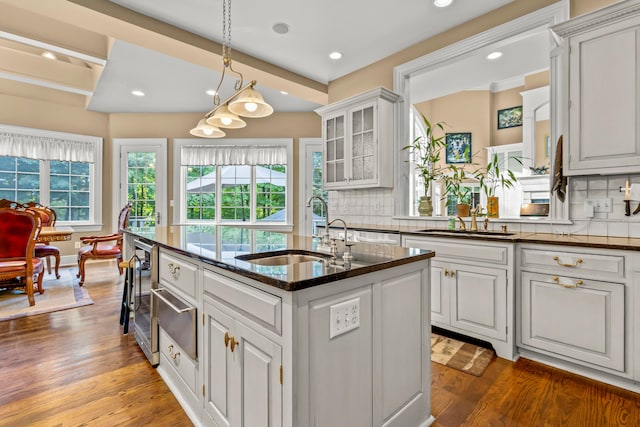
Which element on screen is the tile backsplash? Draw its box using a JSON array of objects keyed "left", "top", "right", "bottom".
[{"left": 328, "top": 174, "right": 640, "bottom": 238}]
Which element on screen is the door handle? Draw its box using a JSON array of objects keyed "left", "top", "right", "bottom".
[{"left": 156, "top": 211, "right": 161, "bottom": 225}]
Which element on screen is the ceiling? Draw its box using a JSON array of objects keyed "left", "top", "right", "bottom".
[{"left": 0, "top": 0, "right": 522, "bottom": 114}]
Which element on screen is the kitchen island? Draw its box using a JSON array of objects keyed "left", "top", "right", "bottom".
[{"left": 123, "top": 225, "right": 434, "bottom": 427}]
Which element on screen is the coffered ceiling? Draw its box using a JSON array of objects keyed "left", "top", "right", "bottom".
[{"left": 0, "top": 0, "right": 518, "bottom": 114}]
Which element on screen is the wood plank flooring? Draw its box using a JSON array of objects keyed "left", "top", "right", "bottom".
[{"left": 1, "top": 262, "right": 639, "bottom": 426}]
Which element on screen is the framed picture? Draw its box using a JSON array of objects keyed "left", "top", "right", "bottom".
[
  {"left": 445, "top": 132, "right": 472, "bottom": 164},
  {"left": 497, "top": 105, "right": 523, "bottom": 129}
]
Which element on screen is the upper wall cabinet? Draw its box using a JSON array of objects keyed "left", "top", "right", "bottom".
[
  {"left": 316, "top": 87, "right": 400, "bottom": 190},
  {"left": 553, "top": 0, "right": 640, "bottom": 175}
]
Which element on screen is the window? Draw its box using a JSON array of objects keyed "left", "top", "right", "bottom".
[
  {"left": 0, "top": 125, "right": 102, "bottom": 227},
  {"left": 50, "top": 160, "right": 91, "bottom": 221},
  {"left": 408, "top": 107, "right": 429, "bottom": 216},
  {"left": 175, "top": 139, "right": 293, "bottom": 229}
]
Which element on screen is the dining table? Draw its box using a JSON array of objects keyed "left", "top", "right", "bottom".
[{"left": 38, "top": 226, "right": 73, "bottom": 243}]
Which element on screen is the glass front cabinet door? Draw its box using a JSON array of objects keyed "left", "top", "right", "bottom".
[{"left": 316, "top": 87, "right": 399, "bottom": 190}]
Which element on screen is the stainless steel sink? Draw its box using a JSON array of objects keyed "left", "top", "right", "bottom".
[
  {"left": 414, "top": 229, "right": 515, "bottom": 236},
  {"left": 235, "top": 250, "right": 330, "bottom": 266}
]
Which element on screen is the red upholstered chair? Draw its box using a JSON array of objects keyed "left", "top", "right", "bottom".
[
  {"left": 77, "top": 203, "right": 131, "bottom": 286},
  {"left": 25, "top": 202, "right": 61, "bottom": 279},
  {"left": 0, "top": 207, "right": 45, "bottom": 306}
]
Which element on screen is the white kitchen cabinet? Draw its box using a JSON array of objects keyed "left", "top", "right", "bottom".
[
  {"left": 203, "top": 300, "right": 282, "bottom": 427},
  {"left": 553, "top": 1, "right": 640, "bottom": 175},
  {"left": 315, "top": 87, "right": 400, "bottom": 189},
  {"left": 518, "top": 244, "right": 632, "bottom": 380},
  {"left": 403, "top": 235, "right": 516, "bottom": 360},
  {"left": 203, "top": 270, "right": 283, "bottom": 427},
  {"left": 431, "top": 260, "right": 508, "bottom": 342},
  {"left": 520, "top": 271, "right": 624, "bottom": 371},
  {"left": 295, "top": 264, "right": 431, "bottom": 427}
]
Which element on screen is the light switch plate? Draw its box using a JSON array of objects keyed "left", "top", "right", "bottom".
[{"left": 329, "top": 297, "right": 360, "bottom": 339}]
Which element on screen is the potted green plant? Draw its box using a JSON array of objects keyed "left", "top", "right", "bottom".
[
  {"left": 402, "top": 114, "right": 447, "bottom": 216},
  {"left": 442, "top": 163, "right": 473, "bottom": 217},
  {"left": 474, "top": 152, "right": 519, "bottom": 218}
]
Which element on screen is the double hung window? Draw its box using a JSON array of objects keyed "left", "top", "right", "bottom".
[
  {"left": 176, "top": 139, "right": 292, "bottom": 228},
  {"left": 0, "top": 125, "right": 102, "bottom": 226}
]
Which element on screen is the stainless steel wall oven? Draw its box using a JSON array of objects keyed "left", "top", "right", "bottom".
[{"left": 132, "top": 239, "right": 159, "bottom": 366}]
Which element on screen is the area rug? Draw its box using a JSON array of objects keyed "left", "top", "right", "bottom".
[
  {"left": 431, "top": 333, "right": 495, "bottom": 376},
  {"left": 0, "top": 268, "right": 93, "bottom": 321}
]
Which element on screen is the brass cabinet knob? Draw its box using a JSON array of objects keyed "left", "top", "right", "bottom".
[
  {"left": 224, "top": 331, "right": 239, "bottom": 352},
  {"left": 167, "top": 262, "right": 181, "bottom": 279},
  {"left": 167, "top": 344, "right": 180, "bottom": 360}
]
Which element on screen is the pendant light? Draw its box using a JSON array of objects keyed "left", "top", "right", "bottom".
[
  {"left": 192, "top": 0, "right": 273, "bottom": 138},
  {"left": 190, "top": 119, "right": 225, "bottom": 138},
  {"left": 206, "top": 104, "right": 246, "bottom": 129}
]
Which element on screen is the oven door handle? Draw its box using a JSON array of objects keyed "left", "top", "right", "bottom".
[{"left": 151, "top": 288, "right": 195, "bottom": 315}]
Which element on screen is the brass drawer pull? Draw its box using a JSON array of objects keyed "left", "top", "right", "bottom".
[
  {"left": 167, "top": 262, "right": 181, "bottom": 279},
  {"left": 552, "top": 256, "right": 583, "bottom": 268},
  {"left": 167, "top": 344, "right": 180, "bottom": 360},
  {"left": 230, "top": 336, "right": 239, "bottom": 352},
  {"left": 450, "top": 270, "right": 455, "bottom": 278},
  {"left": 444, "top": 269, "right": 449, "bottom": 277},
  {"left": 552, "top": 276, "right": 584, "bottom": 289},
  {"left": 224, "top": 331, "right": 230, "bottom": 348}
]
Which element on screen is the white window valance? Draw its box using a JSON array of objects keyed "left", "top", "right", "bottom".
[
  {"left": 181, "top": 145, "right": 287, "bottom": 166},
  {"left": 0, "top": 129, "right": 97, "bottom": 163}
]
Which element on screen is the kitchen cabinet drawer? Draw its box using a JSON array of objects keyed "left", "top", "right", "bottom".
[
  {"left": 520, "top": 248, "right": 624, "bottom": 280},
  {"left": 403, "top": 237, "right": 508, "bottom": 265},
  {"left": 204, "top": 268, "right": 282, "bottom": 334},
  {"left": 159, "top": 327, "right": 198, "bottom": 396},
  {"left": 159, "top": 251, "right": 198, "bottom": 298},
  {"left": 520, "top": 271, "right": 625, "bottom": 372}
]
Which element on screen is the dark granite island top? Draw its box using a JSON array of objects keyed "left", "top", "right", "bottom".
[{"left": 123, "top": 225, "right": 434, "bottom": 291}]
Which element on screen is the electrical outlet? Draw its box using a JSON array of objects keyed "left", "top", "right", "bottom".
[
  {"left": 585, "top": 198, "right": 613, "bottom": 213},
  {"left": 74, "top": 242, "right": 81, "bottom": 249},
  {"left": 329, "top": 297, "right": 360, "bottom": 339}
]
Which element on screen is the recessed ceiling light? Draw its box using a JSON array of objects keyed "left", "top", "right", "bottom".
[
  {"left": 486, "top": 51, "right": 503, "bottom": 60},
  {"left": 206, "top": 89, "right": 216, "bottom": 96},
  {"left": 280, "top": 90, "right": 288, "bottom": 95},
  {"left": 434, "top": 0, "right": 454, "bottom": 7},
  {"left": 131, "top": 90, "right": 145, "bottom": 97},
  {"left": 41, "top": 51, "right": 57, "bottom": 60},
  {"left": 272, "top": 22, "right": 290, "bottom": 35},
  {"left": 329, "top": 51, "right": 342, "bottom": 60}
]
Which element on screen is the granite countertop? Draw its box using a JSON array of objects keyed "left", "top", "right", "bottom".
[{"left": 123, "top": 225, "right": 434, "bottom": 291}]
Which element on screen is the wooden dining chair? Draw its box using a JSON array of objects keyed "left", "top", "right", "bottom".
[
  {"left": 0, "top": 207, "right": 45, "bottom": 306},
  {"left": 77, "top": 202, "right": 132, "bottom": 286},
  {"left": 25, "top": 202, "right": 61, "bottom": 279},
  {"left": 0, "top": 198, "right": 24, "bottom": 209}
]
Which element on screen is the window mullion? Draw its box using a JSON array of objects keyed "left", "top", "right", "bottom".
[
  {"left": 215, "top": 165, "right": 221, "bottom": 223},
  {"left": 250, "top": 166, "right": 256, "bottom": 223}
]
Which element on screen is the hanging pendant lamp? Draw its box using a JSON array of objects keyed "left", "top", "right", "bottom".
[
  {"left": 228, "top": 84, "right": 274, "bottom": 118},
  {"left": 206, "top": 104, "right": 246, "bottom": 129},
  {"left": 190, "top": 119, "right": 225, "bottom": 138},
  {"left": 191, "top": 0, "right": 273, "bottom": 138}
]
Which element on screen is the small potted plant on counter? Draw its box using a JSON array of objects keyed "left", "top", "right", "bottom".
[
  {"left": 402, "top": 114, "right": 447, "bottom": 216},
  {"left": 474, "top": 152, "right": 519, "bottom": 218},
  {"left": 442, "top": 163, "right": 473, "bottom": 217}
]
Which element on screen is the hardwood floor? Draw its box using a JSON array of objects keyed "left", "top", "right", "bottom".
[
  {"left": 1, "top": 262, "right": 639, "bottom": 426},
  {"left": 0, "top": 262, "right": 192, "bottom": 427}
]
